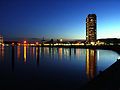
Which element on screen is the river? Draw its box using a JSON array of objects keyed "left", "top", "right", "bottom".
[{"left": 0, "top": 46, "right": 119, "bottom": 90}]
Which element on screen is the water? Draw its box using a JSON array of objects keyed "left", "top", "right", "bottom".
[{"left": 0, "top": 46, "right": 119, "bottom": 90}]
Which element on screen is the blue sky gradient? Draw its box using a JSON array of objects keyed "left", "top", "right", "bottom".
[{"left": 0, "top": 0, "right": 120, "bottom": 39}]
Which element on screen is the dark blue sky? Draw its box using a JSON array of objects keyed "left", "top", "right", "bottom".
[{"left": 0, "top": 0, "right": 120, "bottom": 39}]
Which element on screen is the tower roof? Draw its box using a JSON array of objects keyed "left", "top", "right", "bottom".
[{"left": 88, "top": 14, "right": 96, "bottom": 17}]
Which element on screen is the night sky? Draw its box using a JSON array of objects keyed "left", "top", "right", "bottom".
[{"left": 0, "top": 0, "right": 120, "bottom": 40}]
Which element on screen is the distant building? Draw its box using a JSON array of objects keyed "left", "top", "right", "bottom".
[
  {"left": 86, "top": 14, "right": 97, "bottom": 44},
  {"left": 0, "top": 35, "right": 3, "bottom": 45}
]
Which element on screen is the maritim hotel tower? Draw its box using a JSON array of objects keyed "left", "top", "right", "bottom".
[{"left": 86, "top": 14, "right": 97, "bottom": 45}]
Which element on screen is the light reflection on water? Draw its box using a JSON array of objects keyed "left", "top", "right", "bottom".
[
  {"left": 0, "top": 45, "right": 4, "bottom": 62},
  {"left": 0, "top": 46, "right": 119, "bottom": 89},
  {"left": 17, "top": 46, "right": 20, "bottom": 61},
  {"left": 86, "top": 49, "right": 96, "bottom": 79},
  {"left": 24, "top": 45, "right": 27, "bottom": 63}
]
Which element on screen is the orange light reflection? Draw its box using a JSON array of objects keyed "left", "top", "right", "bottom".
[
  {"left": 0, "top": 45, "right": 4, "bottom": 62},
  {"left": 36, "top": 47, "right": 38, "bottom": 60},
  {"left": 24, "top": 46, "right": 27, "bottom": 63},
  {"left": 86, "top": 49, "right": 96, "bottom": 79},
  {"left": 17, "top": 46, "right": 20, "bottom": 61},
  {"left": 58, "top": 48, "right": 62, "bottom": 60}
]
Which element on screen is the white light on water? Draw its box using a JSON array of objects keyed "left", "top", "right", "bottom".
[
  {"left": 97, "top": 50, "right": 100, "bottom": 61},
  {"left": 117, "top": 56, "right": 120, "bottom": 60}
]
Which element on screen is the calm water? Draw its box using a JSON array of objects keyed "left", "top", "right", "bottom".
[{"left": 0, "top": 46, "right": 119, "bottom": 90}]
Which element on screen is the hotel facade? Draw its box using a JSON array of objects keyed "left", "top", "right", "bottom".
[{"left": 86, "top": 14, "right": 97, "bottom": 44}]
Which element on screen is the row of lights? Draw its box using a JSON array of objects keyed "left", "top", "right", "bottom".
[
  {"left": 13, "top": 41, "right": 40, "bottom": 46},
  {"left": 2, "top": 40, "right": 110, "bottom": 47},
  {"left": 10, "top": 40, "right": 84, "bottom": 46}
]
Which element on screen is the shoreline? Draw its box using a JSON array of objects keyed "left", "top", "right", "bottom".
[
  {"left": 2, "top": 44, "right": 120, "bottom": 53},
  {"left": 80, "top": 59, "right": 120, "bottom": 90}
]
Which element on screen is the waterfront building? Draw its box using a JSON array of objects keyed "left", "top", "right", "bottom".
[{"left": 86, "top": 14, "right": 97, "bottom": 44}]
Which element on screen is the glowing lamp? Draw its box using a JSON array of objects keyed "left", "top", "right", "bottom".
[
  {"left": 17, "top": 43, "right": 20, "bottom": 46},
  {"left": 36, "top": 42, "right": 39, "bottom": 45},
  {"left": 24, "top": 41, "right": 27, "bottom": 44},
  {"left": 60, "top": 39, "right": 62, "bottom": 42},
  {"left": 12, "top": 43, "right": 14, "bottom": 46}
]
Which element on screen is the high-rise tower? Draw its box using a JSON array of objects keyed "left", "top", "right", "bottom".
[{"left": 86, "top": 14, "right": 97, "bottom": 44}]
